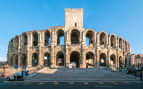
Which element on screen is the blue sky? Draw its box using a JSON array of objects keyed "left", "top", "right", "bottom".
[{"left": 0, "top": 0, "right": 143, "bottom": 61}]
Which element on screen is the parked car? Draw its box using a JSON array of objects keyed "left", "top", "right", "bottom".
[
  {"left": 127, "top": 66, "right": 137, "bottom": 74},
  {"left": 7, "top": 72, "right": 23, "bottom": 81}
]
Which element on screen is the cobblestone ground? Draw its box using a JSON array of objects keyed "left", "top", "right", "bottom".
[{"left": 25, "top": 68, "right": 138, "bottom": 82}]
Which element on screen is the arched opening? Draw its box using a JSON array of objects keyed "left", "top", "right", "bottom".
[
  {"left": 125, "top": 57, "right": 127, "bottom": 67},
  {"left": 71, "top": 29, "right": 80, "bottom": 44},
  {"left": 125, "top": 41, "right": 127, "bottom": 51},
  {"left": 70, "top": 51, "right": 80, "bottom": 68},
  {"left": 10, "top": 40, "right": 14, "bottom": 48},
  {"left": 33, "top": 32, "right": 38, "bottom": 46},
  {"left": 56, "top": 51, "right": 64, "bottom": 66},
  {"left": 110, "top": 54, "right": 116, "bottom": 65},
  {"left": 32, "top": 53, "right": 38, "bottom": 66},
  {"left": 86, "top": 52, "right": 94, "bottom": 67},
  {"left": 100, "top": 53, "right": 106, "bottom": 66},
  {"left": 15, "top": 55, "right": 18, "bottom": 66},
  {"left": 10, "top": 56, "right": 13, "bottom": 66},
  {"left": 57, "top": 30, "right": 64, "bottom": 45},
  {"left": 119, "top": 38, "right": 122, "bottom": 48},
  {"left": 15, "top": 37, "right": 19, "bottom": 49},
  {"left": 23, "top": 33, "right": 27, "bottom": 46},
  {"left": 100, "top": 32, "right": 106, "bottom": 46},
  {"left": 44, "top": 53, "right": 51, "bottom": 67},
  {"left": 110, "top": 35, "right": 116, "bottom": 48},
  {"left": 86, "top": 31, "right": 94, "bottom": 46},
  {"left": 22, "top": 54, "right": 27, "bottom": 67},
  {"left": 119, "top": 56, "right": 122, "bottom": 69},
  {"left": 45, "top": 31, "right": 50, "bottom": 46}
]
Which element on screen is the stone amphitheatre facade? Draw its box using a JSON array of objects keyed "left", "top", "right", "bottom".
[{"left": 7, "top": 8, "right": 131, "bottom": 69}]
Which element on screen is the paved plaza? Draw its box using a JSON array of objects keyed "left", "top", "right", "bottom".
[{"left": 25, "top": 68, "right": 138, "bottom": 82}]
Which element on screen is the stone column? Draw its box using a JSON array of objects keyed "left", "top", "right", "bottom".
[
  {"left": 65, "top": 31, "right": 70, "bottom": 68},
  {"left": 82, "top": 50, "right": 86, "bottom": 68},
  {"left": 107, "top": 50, "right": 110, "bottom": 68},
  {"left": 51, "top": 31, "right": 56, "bottom": 68},
  {"left": 18, "top": 54, "right": 21, "bottom": 67},
  {"left": 27, "top": 32, "right": 32, "bottom": 67},
  {"left": 96, "top": 49, "right": 100, "bottom": 67},
  {"left": 65, "top": 48, "right": 70, "bottom": 68},
  {"left": 38, "top": 32, "right": 44, "bottom": 66}
]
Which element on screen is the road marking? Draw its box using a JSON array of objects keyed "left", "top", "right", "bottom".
[
  {"left": 112, "top": 82, "right": 119, "bottom": 85},
  {"left": 53, "top": 82, "right": 59, "bottom": 85},
  {"left": 97, "top": 81, "right": 104, "bottom": 85},
  {"left": 24, "top": 82, "right": 32, "bottom": 85},
  {"left": 83, "top": 82, "right": 88, "bottom": 85},
  {"left": 68, "top": 82, "right": 74, "bottom": 85},
  {"left": 40, "top": 82, "right": 45, "bottom": 85},
  {"left": 96, "top": 86, "right": 113, "bottom": 88}
]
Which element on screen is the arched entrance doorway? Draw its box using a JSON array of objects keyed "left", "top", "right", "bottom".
[
  {"left": 110, "top": 54, "right": 116, "bottom": 70},
  {"left": 119, "top": 56, "right": 122, "bottom": 69},
  {"left": 15, "top": 55, "right": 18, "bottom": 66},
  {"left": 70, "top": 51, "right": 80, "bottom": 68},
  {"left": 44, "top": 53, "right": 51, "bottom": 67},
  {"left": 125, "top": 57, "right": 127, "bottom": 67},
  {"left": 110, "top": 54, "right": 116, "bottom": 65},
  {"left": 22, "top": 54, "right": 27, "bottom": 67},
  {"left": 32, "top": 53, "right": 38, "bottom": 66},
  {"left": 100, "top": 53, "right": 106, "bottom": 66},
  {"left": 86, "top": 52, "right": 94, "bottom": 68},
  {"left": 56, "top": 51, "right": 64, "bottom": 66}
]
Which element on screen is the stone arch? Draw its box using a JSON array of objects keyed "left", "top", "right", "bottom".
[
  {"left": 10, "top": 40, "right": 14, "bottom": 48},
  {"left": 15, "top": 36, "right": 19, "bottom": 49},
  {"left": 70, "top": 51, "right": 80, "bottom": 68},
  {"left": 119, "top": 56, "right": 122, "bottom": 68},
  {"left": 45, "top": 30, "right": 50, "bottom": 46},
  {"left": 10, "top": 55, "right": 14, "bottom": 66},
  {"left": 125, "top": 57, "right": 128, "bottom": 67},
  {"left": 86, "top": 30, "right": 94, "bottom": 46},
  {"left": 71, "top": 29, "right": 80, "bottom": 44},
  {"left": 110, "top": 34, "right": 116, "bottom": 48},
  {"left": 32, "top": 53, "right": 38, "bottom": 66},
  {"left": 15, "top": 55, "right": 18, "bottom": 66},
  {"left": 21, "top": 54, "right": 27, "bottom": 66},
  {"left": 56, "top": 51, "right": 64, "bottom": 66},
  {"left": 44, "top": 52, "right": 51, "bottom": 66},
  {"left": 110, "top": 54, "right": 116, "bottom": 65},
  {"left": 86, "top": 52, "right": 94, "bottom": 66},
  {"left": 119, "top": 38, "right": 122, "bottom": 49},
  {"left": 33, "top": 31, "right": 38, "bottom": 46},
  {"left": 22, "top": 33, "right": 28, "bottom": 46},
  {"left": 100, "top": 53, "right": 106, "bottom": 66},
  {"left": 57, "top": 29, "right": 64, "bottom": 45},
  {"left": 125, "top": 41, "right": 127, "bottom": 51},
  {"left": 99, "top": 32, "right": 107, "bottom": 47}
]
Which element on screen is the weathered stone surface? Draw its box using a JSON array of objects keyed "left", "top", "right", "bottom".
[{"left": 7, "top": 8, "right": 131, "bottom": 70}]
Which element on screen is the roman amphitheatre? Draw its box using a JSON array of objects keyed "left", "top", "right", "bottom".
[{"left": 7, "top": 8, "right": 131, "bottom": 71}]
